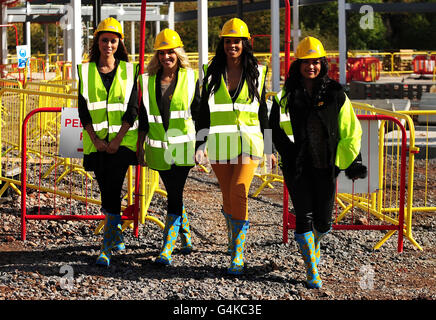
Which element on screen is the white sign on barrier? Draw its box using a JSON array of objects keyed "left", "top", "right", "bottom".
[
  {"left": 59, "top": 107, "right": 83, "bottom": 158},
  {"left": 337, "top": 119, "right": 379, "bottom": 193},
  {"left": 16, "top": 45, "right": 30, "bottom": 69}
]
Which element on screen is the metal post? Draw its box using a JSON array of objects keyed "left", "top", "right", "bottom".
[
  {"left": 270, "top": 0, "right": 280, "bottom": 92},
  {"left": 338, "top": 0, "right": 347, "bottom": 85},
  {"left": 45, "top": 24, "right": 49, "bottom": 72},
  {"left": 237, "top": 0, "right": 243, "bottom": 19},
  {"left": 197, "top": 0, "right": 208, "bottom": 84},
  {"left": 292, "top": 0, "right": 299, "bottom": 54},
  {"left": 168, "top": 1, "right": 174, "bottom": 30},
  {"left": 131, "top": 21, "right": 135, "bottom": 61},
  {"left": 71, "top": 0, "right": 82, "bottom": 80},
  {"left": 25, "top": 2, "right": 31, "bottom": 49},
  {"left": 0, "top": 4, "right": 7, "bottom": 66},
  {"left": 93, "top": 0, "right": 101, "bottom": 29},
  {"left": 284, "top": 1, "right": 291, "bottom": 78}
]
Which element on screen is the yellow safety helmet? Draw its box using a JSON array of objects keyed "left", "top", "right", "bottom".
[
  {"left": 154, "top": 28, "right": 184, "bottom": 51},
  {"left": 219, "top": 18, "right": 251, "bottom": 39},
  {"left": 94, "top": 17, "right": 124, "bottom": 40},
  {"left": 295, "top": 36, "right": 326, "bottom": 59}
]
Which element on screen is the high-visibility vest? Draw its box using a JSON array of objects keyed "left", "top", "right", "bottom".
[
  {"left": 275, "top": 88, "right": 362, "bottom": 170},
  {"left": 78, "top": 60, "right": 138, "bottom": 155},
  {"left": 204, "top": 64, "right": 267, "bottom": 161},
  {"left": 139, "top": 67, "right": 198, "bottom": 171}
]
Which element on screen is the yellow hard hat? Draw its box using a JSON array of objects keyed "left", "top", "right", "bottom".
[
  {"left": 154, "top": 28, "right": 184, "bottom": 50},
  {"left": 295, "top": 36, "right": 326, "bottom": 59},
  {"left": 94, "top": 17, "right": 124, "bottom": 39},
  {"left": 219, "top": 18, "right": 251, "bottom": 39}
]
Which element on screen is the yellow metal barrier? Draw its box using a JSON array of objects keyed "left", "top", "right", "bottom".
[
  {"left": 398, "top": 109, "right": 436, "bottom": 214},
  {"left": 350, "top": 102, "right": 422, "bottom": 250}
]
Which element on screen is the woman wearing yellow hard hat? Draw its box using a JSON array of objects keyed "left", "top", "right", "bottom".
[
  {"left": 77, "top": 17, "right": 139, "bottom": 267},
  {"left": 269, "top": 36, "right": 367, "bottom": 288},
  {"left": 195, "top": 18, "right": 271, "bottom": 275},
  {"left": 137, "top": 28, "right": 200, "bottom": 266}
]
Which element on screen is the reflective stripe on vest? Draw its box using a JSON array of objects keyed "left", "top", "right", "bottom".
[
  {"left": 206, "top": 64, "right": 266, "bottom": 161},
  {"left": 140, "top": 68, "right": 198, "bottom": 170},
  {"left": 79, "top": 61, "right": 137, "bottom": 155},
  {"left": 276, "top": 89, "right": 295, "bottom": 143}
]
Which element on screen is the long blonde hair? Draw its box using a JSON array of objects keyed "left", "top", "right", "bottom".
[{"left": 146, "top": 47, "right": 191, "bottom": 75}]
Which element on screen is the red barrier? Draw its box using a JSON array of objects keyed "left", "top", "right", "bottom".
[
  {"left": 413, "top": 55, "right": 436, "bottom": 75},
  {"left": 282, "top": 114, "right": 405, "bottom": 252},
  {"left": 327, "top": 57, "right": 340, "bottom": 82},
  {"left": 347, "top": 57, "right": 381, "bottom": 82},
  {"left": 20, "top": 108, "right": 138, "bottom": 240}
]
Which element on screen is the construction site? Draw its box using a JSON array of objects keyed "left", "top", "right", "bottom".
[{"left": 0, "top": 0, "right": 435, "bottom": 305}]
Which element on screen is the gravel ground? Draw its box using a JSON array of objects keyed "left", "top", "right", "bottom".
[{"left": 0, "top": 164, "right": 435, "bottom": 309}]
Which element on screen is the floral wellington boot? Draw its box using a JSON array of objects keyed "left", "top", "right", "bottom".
[
  {"left": 156, "top": 214, "right": 182, "bottom": 265},
  {"left": 96, "top": 213, "right": 122, "bottom": 267},
  {"left": 295, "top": 231, "right": 322, "bottom": 288},
  {"left": 179, "top": 206, "right": 192, "bottom": 254},
  {"left": 227, "top": 219, "right": 249, "bottom": 275}
]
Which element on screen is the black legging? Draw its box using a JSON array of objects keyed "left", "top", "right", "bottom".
[
  {"left": 283, "top": 166, "right": 336, "bottom": 234},
  {"left": 158, "top": 165, "right": 192, "bottom": 216},
  {"left": 93, "top": 153, "right": 131, "bottom": 215}
]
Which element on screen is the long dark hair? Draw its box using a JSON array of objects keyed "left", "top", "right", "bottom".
[
  {"left": 89, "top": 32, "right": 129, "bottom": 63},
  {"left": 205, "top": 38, "right": 260, "bottom": 102},
  {"left": 281, "top": 57, "right": 330, "bottom": 114}
]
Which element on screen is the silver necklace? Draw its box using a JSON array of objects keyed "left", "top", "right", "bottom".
[{"left": 225, "top": 67, "right": 242, "bottom": 100}]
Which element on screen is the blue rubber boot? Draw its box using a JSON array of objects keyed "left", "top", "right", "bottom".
[
  {"left": 179, "top": 206, "right": 192, "bottom": 254},
  {"left": 96, "top": 213, "right": 121, "bottom": 267},
  {"left": 227, "top": 219, "right": 249, "bottom": 275},
  {"left": 156, "top": 214, "right": 182, "bottom": 265},
  {"left": 221, "top": 209, "right": 233, "bottom": 254},
  {"left": 110, "top": 216, "right": 125, "bottom": 252},
  {"left": 295, "top": 231, "right": 322, "bottom": 289},
  {"left": 313, "top": 228, "right": 329, "bottom": 266}
]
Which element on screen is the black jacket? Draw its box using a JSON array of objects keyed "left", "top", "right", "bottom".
[{"left": 270, "top": 79, "right": 349, "bottom": 179}]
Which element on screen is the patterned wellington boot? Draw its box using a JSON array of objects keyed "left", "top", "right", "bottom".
[
  {"left": 111, "top": 217, "right": 125, "bottom": 252},
  {"left": 295, "top": 231, "right": 322, "bottom": 289},
  {"left": 221, "top": 209, "right": 233, "bottom": 255},
  {"left": 96, "top": 213, "right": 121, "bottom": 267},
  {"left": 179, "top": 206, "right": 192, "bottom": 254},
  {"left": 227, "top": 219, "right": 250, "bottom": 275},
  {"left": 156, "top": 214, "right": 182, "bottom": 265},
  {"left": 313, "top": 228, "right": 329, "bottom": 266}
]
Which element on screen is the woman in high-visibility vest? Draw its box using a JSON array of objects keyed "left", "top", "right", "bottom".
[
  {"left": 195, "top": 18, "right": 271, "bottom": 275},
  {"left": 137, "top": 29, "right": 200, "bottom": 266},
  {"left": 77, "top": 17, "right": 139, "bottom": 267},
  {"left": 269, "top": 36, "right": 367, "bottom": 288}
]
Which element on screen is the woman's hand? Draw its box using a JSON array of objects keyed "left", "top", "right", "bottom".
[
  {"left": 93, "top": 137, "right": 108, "bottom": 152},
  {"left": 195, "top": 149, "right": 207, "bottom": 165},
  {"left": 85, "top": 123, "right": 108, "bottom": 152},
  {"left": 267, "top": 153, "right": 277, "bottom": 170},
  {"left": 264, "top": 153, "right": 277, "bottom": 173},
  {"left": 106, "top": 121, "right": 131, "bottom": 154},
  {"left": 106, "top": 136, "right": 122, "bottom": 154}
]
